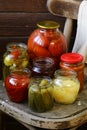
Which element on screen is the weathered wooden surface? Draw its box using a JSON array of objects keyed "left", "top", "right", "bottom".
[
  {"left": 0, "top": 67, "right": 87, "bottom": 129},
  {"left": 47, "top": 0, "right": 83, "bottom": 19}
]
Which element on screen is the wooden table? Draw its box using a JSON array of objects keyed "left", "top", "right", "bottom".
[{"left": 0, "top": 68, "right": 87, "bottom": 130}]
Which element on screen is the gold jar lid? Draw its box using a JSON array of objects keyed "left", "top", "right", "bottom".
[{"left": 37, "top": 20, "right": 60, "bottom": 29}]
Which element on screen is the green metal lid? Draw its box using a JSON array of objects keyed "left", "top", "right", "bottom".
[{"left": 37, "top": 20, "right": 60, "bottom": 29}]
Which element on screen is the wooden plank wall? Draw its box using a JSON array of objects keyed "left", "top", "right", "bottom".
[{"left": 0, "top": 0, "right": 66, "bottom": 79}]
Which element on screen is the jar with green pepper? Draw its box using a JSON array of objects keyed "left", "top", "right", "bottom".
[
  {"left": 3, "top": 42, "right": 29, "bottom": 81},
  {"left": 28, "top": 77, "right": 54, "bottom": 112}
]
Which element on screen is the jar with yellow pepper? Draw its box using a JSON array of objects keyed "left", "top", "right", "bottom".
[
  {"left": 3, "top": 42, "right": 29, "bottom": 81},
  {"left": 53, "top": 69, "right": 80, "bottom": 104}
]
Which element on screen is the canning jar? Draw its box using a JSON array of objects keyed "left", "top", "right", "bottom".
[
  {"left": 5, "top": 68, "right": 31, "bottom": 102},
  {"left": 3, "top": 42, "right": 29, "bottom": 81},
  {"left": 59, "top": 53, "right": 84, "bottom": 91},
  {"left": 53, "top": 69, "right": 80, "bottom": 104},
  {"left": 31, "top": 57, "right": 55, "bottom": 78},
  {"left": 28, "top": 77, "right": 54, "bottom": 112},
  {"left": 28, "top": 20, "right": 67, "bottom": 68}
]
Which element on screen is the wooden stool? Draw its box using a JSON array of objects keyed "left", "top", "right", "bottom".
[{"left": 47, "top": 0, "right": 82, "bottom": 51}]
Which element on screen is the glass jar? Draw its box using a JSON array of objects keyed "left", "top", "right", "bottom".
[
  {"left": 5, "top": 69, "right": 31, "bottom": 103},
  {"left": 28, "top": 20, "right": 67, "bottom": 68},
  {"left": 31, "top": 57, "right": 55, "bottom": 78},
  {"left": 53, "top": 69, "right": 80, "bottom": 104},
  {"left": 59, "top": 53, "right": 84, "bottom": 91},
  {"left": 28, "top": 77, "right": 54, "bottom": 112},
  {"left": 3, "top": 42, "right": 29, "bottom": 81}
]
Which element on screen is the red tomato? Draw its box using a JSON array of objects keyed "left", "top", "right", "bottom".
[
  {"left": 10, "top": 49, "right": 21, "bottom": 59},
  {"left": 28, "top": 29, "right": 38, "bottom": 51},
  {"left": 59, "top": 34, "right": 67, "bottom": 52},
  {"left": 35, "top": 33, "right": 50, "bottom": 48},
  {"left": 49, "top": 34, "right": 67, "bottom": 57},
  {"left": 33, "top": 45, "right": 51, "bottom": 57},
  {"left": 28, "top": 29, "right": 50, "bottom": 52},
  {"left": 44, "top": 29, "right": 60, "bottom": 41},
  {"left": 49, "top": 40, "right": 63, "bottom": 57}
]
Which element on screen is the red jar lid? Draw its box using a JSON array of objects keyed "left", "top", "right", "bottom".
[{"left": 60, "top": 53, "right": 83, "bottom": 63}]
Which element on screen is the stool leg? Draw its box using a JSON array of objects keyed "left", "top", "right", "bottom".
[{"left": 63, "top": 18, "right": 73, "bottom": 51}]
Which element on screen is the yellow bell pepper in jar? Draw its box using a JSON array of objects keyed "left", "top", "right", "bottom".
[{"left": 53, "top": 69, "right": 80, "bottom": 104}]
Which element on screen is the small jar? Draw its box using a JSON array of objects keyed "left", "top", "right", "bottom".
[
  {"left": 31, "top": 57, "right": 55, "bottom": 78},
  {"left": 3, "top": 42, "right": 29, "bottom": 81},
  {"left": 5, "top": 69, "right": 31, "bottom": 102},
  {"left": 60, "top": 53, "right": 84, "bottom": 91},
  {"left": 28, "top": 20, "right": 67, "bottom": 68},
  {"left": 53, "top": 69, "right": 80, "bottom": 104},
  {"left": 28, "top": 77, "right": 54, "bottom": 112}
]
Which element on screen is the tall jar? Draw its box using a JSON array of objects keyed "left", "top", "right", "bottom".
[
  {"left": 53, "top": 69, "right": 80, "bottom": 104},
  {"left": 59, "top": 53, "right": 84, "bottom": 91},
  {"left": 28, "top": 20, "right": 67, "bottom": 69},
  {"left": 3, "top": 42, "right": 29, "bottom": 81}
]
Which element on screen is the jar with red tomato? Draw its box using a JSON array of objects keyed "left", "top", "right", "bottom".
[
  {"left": 5, "top": 68, "right": 31, "bottom": 103},
  {"left": 3, "top": 42, "right": 29, "bottom": 81},
  {"left": 28, "top": 20, "right": 67, "bottom": 68}
]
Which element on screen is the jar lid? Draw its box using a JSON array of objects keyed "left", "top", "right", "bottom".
[
  {"left": 60, "top": 53, "right": 83, "bottom": 63},
  {"left": 37, "top": 20, "right": 60, "bottom": 29}
]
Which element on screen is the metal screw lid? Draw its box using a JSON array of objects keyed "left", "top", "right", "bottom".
[{"left": 37, "top": 20, "right": 60, "bottom": 29}]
